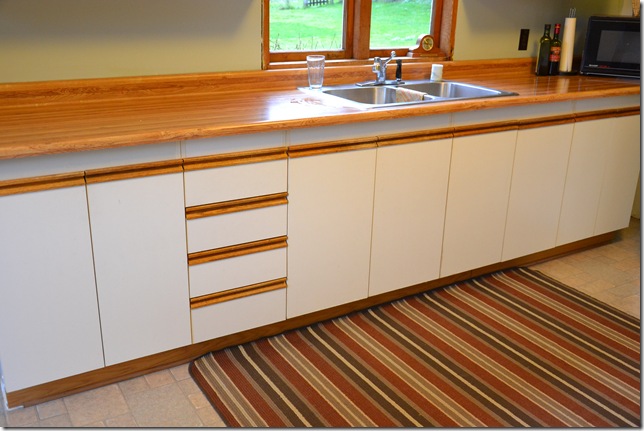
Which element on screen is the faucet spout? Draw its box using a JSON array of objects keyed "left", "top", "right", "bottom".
[
  {"left": 373, "top": 51, "right": 397, "bottom": 84},
  {"left": 356, "top": 51, "right": 405, "bottom": 86}
]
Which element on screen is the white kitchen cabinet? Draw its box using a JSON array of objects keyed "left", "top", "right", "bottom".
[
  {"left": 502, "top": 123, "right": 573, "bottom": 261},
  {"left": 594, "top": 114, "right": 641, "bottom": 235},
  {"left": 87, "top": 173, "right": 191, "bottom": 366},
  {"left": 557, "top": 114, "right": 640, "bottom": 245},
  {"left": 287, "top": 148, "right": 377, "bottom": 318},
  {"left": 369, "top": 138, "right": 452, "bottom": 296},
  {"left": 440, "top": 130, "right": 517, "bottom": 277},
  {"left": 0, "top": 185, "right": 104, "bottom": 392}
]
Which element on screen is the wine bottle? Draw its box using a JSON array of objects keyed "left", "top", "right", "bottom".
[
  {"left": 548, "top": 24, "right": 562, "bottom": 75},
  {"left": 535, "top": 24, "right": 552, "bottom": 75}
]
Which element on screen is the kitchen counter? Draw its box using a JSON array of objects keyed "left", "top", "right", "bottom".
[{"left": 0, "top": 58, "right": 639, "bottom": 160}]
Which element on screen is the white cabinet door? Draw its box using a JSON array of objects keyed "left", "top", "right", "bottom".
[
  {"left": 287, "top": 149, "right": 376, "bottom": 318},
  {"left": 502, "top": 124, "right": 573, "bottom": 261},
  {"left": 441, "top": 130, "right": 517, "bottom": 277},
  {"left": 594, "top": 115, "right": 641, "bottom": 235},
  {"left": 369, "top": 139, "right": 452, "bottom": 295},
  {"left": 87, "top": 173, "right": 191, "bottom": 365},
  {"left": 0, "top": 186, "right": 104, "bottom": 392},
  {"left": 558, "top": 115, "right": 640, "bottom": 245}
]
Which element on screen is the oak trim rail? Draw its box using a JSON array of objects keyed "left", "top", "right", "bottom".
[
  {"left": 186, "top": 192, "right": 288, "bottom": 220},
  {"left": 187, "top": 236, "right": 288, "bottom": 266},
  {"left": 190, "top": 278, "right": 287, "bottom": 309}
]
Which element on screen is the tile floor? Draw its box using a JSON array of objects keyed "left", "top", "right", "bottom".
[{"left": 1, "top": 218, "right": 640, "bottom": 427}]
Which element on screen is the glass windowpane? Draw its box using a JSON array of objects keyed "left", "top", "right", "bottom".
[
  {"left": 269, "top": 0, "right": 345, "bottom": 52},
  {"left": 369, "top": 0, "right": 433, "bottom": 49}
]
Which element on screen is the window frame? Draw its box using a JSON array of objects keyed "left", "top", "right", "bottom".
[{"left": 262, "top": 0, "right": 457, "bottom": 68}]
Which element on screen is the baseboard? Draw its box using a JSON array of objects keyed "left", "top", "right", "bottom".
[{"left": 5, "top": 231, "right": 615, "bottom": 408}]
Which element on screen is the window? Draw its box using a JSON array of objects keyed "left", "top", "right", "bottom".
[{"left": 262, "top": 0, "right": 457, "bottom": 67}]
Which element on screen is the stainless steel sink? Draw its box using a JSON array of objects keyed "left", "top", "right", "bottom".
[
  {"left": 399, "top": 81, "right": 514, "bottom": 99},
  {"left": 305, "top": 80, "right": 516, "bottom": 108}
]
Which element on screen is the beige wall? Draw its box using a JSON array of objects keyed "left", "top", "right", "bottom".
[
  {"left": 0, "top": 0, "right": 633, "bottom": 83},
  {"left": 454, "top": 0, "right": 630, "bottom": 60},
  {"left": 0, "top": 0, "right": 261, "bottom": 82}
]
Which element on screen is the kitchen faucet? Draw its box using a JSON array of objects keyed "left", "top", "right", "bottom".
[{"left": 356, "top": 51, "right": 404, "bottom": 86}]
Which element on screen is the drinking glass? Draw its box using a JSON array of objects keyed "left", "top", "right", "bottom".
[{"left": 306, "top": 55, "right": 325, "bottom": 89}]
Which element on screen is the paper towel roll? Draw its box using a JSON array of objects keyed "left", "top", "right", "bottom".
[{"left": 560, "top": 17, "right": 576, "bottom": 72}]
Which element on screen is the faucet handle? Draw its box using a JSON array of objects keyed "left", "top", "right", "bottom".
[{"left": 372, "top": 57, "right": 381, "bottom": 73}]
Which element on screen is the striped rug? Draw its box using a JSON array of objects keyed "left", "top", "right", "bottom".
[{"left": 190, "top": 268, "right": 640, "bottom": 427}]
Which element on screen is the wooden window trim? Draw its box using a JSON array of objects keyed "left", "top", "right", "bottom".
[{"left": 262, "top": 0, "right": 457, "bottom": 69}]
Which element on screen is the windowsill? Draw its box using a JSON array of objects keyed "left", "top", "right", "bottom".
[{"left": 266, "top": 53, "right": 449, "bottom": 70}]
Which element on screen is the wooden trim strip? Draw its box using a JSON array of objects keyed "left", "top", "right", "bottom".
[
  {"left": 188, "top": 236, "right": 287, "bottom": 266},
  {"left": 183, "top": 147, "right": 287, "bottom": 171},
  {"left": 518, "top": 114, "right": 576, "bottom": 130},
  {"left": 0, "top": 172, "right": 86, "bottom": 197},
  {"left": 575, "top": 106, "right": 640, "bottom": 123},
  {"left": 377, "top": 127, "right": 454, "bottom": 147},
  {"left": 452, "top": 121, "right": 519, "bottom": 138},
  {"left": 186, "top": 192, "right": 288, "bottom": 220},
  {"left": 190, "top": 278, "right": 287, "bottom": 309},
  {"left": 288, "top": 137, "right": 377, "bottom": 158},
  {"left": 85, "top": 160, "right": 183, "bottom": 184}
]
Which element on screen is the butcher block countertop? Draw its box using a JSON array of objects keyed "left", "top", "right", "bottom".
[{"left": 0, "top": 58, "right": 639, "bottom": 160}]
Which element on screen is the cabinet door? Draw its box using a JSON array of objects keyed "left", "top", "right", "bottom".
[
  {"left": 441, "top": 130, "right": 517, "bottom": 277},
  {"left": 594, "top": 115, "right": 641, "bottom": 235},
  {"left": 370, "top": 139, "right": 451, "bottom": 295},
  {"left": 502, "top": 124, "right": 573, "bottom": 261},
  {"left": 287, "top": 149, "right": 376, "bottom": 318},
  {"left": 557, "top": 114, "right": 640, "bottom": 245},
  {"left": 87, "top": 173, "right": 191, "bottom": 365},
  {"left": 0, "top": 186, "right": 104, "bottom": 392}
]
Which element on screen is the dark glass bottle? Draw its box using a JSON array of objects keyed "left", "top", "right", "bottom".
[
  {"left": 548, "top": 24, "right": 562, "bottom": 75},
  {"left": 535, "top": 24, "right": 551, "bottom": 76}
]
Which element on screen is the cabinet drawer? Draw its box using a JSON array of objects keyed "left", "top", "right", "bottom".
[
  {"left": 187, "top": 204, "right": 287, "bottom": 252},
  {"left": 191, "top": 288, "right": 286, "bottom": 342},
  {"left": 184, "top": 159, "right": 287, "bottom": 207},
  {"left": 189, "top": 247, "right": 286, "bottom": 297}
]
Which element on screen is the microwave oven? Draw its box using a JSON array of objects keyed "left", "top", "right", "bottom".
[{"left": 580, "top": 15, "right": 640, "bottom": 78}]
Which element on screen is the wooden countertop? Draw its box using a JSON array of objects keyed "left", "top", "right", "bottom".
[{"left": 0, "top": 59, "right": 639, "bottom": 160}]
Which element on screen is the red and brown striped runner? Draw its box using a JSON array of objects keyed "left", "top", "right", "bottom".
[{"left": 190, "top": 268, "right": 640, "bottom": 427}]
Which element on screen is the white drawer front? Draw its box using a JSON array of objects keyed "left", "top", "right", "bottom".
[
  {"left": 189, "top": 247, "right": 286, "bottom": 297},
  {"left": 184, "top": 159, "right": 287, "bottom": 207},
  {"left": 191, "top": 289, "right": 286, "bottom": 342},
  {"left": 187, "top": 205, "right": 287, "bottom": 253}
]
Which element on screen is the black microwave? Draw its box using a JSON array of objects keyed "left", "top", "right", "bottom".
[{"left": 580, "top": 15, "right": 640, "bottom": 78}]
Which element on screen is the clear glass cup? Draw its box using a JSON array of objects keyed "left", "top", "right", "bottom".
[{"left": 306, "top": 55, "right": 325, "bottom": 89}]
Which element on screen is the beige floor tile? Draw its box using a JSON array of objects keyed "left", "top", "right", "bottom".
[
  {"left": 37, "top": 413, "right": 73, "bottom": 427},
  {"left": 36, "top": 398, "right": 67, "bottom": 420},
  {"left": 196, "top": 405, "right": 227, "bottom": 427},
  {"left": 5, "top": 406, "right": 38, "bottom": 427},
  {"left": 64, "top": 384, "right": 129, "bottom": 427},
  {"left": 118, "top": 375, "right": 151, "bottom": 396},
  {"left": 144, "top": 369, "right": 175, "bottom": 388},
  {"left": 125, "top": 382, "right": 203, "bottom": 427},
  {"left": 105, "top": 412, "right": 139, "bottom": 427},
  {"left": 170, "top": 363, "right": 192, "bottom": 381}
]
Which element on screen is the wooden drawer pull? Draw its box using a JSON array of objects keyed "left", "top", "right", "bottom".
[
  {"left": 188, "top": 236, "right": 287, "bottom": 266},
  {"left": 183, "top": 147, "right": 287, "bottom": 171},
  {"left": 190, "top": 277, "right": 287, "bottom": 309},
  {"left": 85, "top": 160, "right": 183, "bottom": 184},
  {"left": 0, "top": 171, "right": 85, "bottom": 196},
  {"left": 288, "top": 137, "right": 377, "bottom": 158},
  {"left": 186, "top": 192, "right": 287, "bottom": 220}
]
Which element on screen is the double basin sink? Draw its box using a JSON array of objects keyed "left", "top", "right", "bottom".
[{"left": 308, "top": 80, "right": 517, "bottom": 108}]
